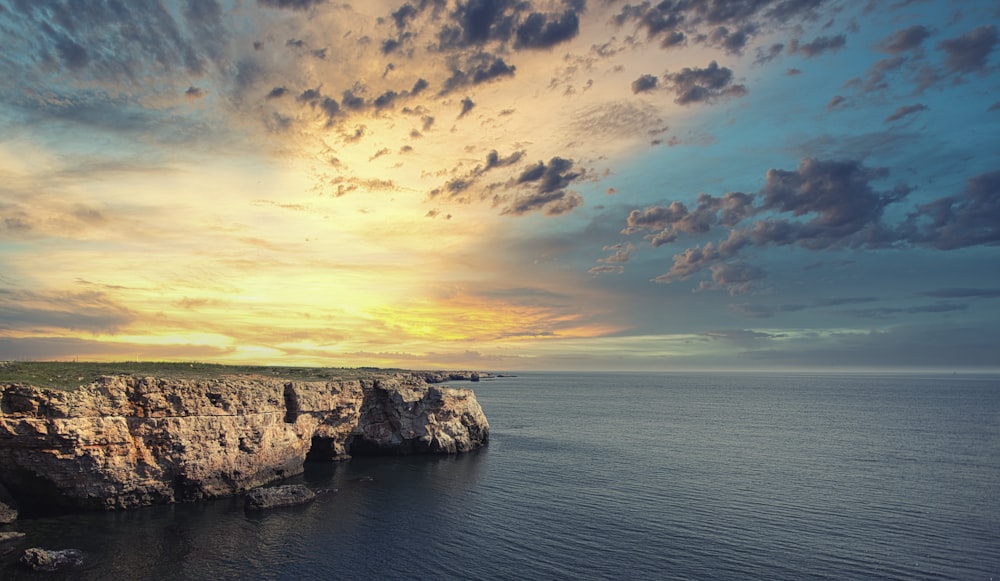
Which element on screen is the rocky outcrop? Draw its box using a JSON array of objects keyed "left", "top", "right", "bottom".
[{"left": 0, "top": 374, "right": 488, "bottom": 514}]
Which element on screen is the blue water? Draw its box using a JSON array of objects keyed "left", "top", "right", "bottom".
[{"left": 1, "top": 372, "right": 998, "bottom": 580}]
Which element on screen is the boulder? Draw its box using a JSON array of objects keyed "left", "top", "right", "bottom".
[
  {"left": 0, "top": 531, "right": 26, "bottom": 543},
  {"left": 244, "top": 484, "right": 318, "bottom": 511},
  {"left": 20, "top": 547, "right": 84, "bottom": 571}
]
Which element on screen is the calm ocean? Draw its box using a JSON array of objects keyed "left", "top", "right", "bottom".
[{"left": 2, "top": 372, "right": 998, "bottom": 580}]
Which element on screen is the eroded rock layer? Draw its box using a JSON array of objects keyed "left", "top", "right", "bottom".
[{"left": 0, "top": 374, "right": 488, "bottom": 513}]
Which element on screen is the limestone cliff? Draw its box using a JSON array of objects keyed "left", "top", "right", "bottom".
[{"left": 0, "top": 373, "right": 488, "bottom": 514}]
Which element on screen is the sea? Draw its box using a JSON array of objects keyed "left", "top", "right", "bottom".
[{"left": 1, "top": 372, "right": 998, "bottom": 580}]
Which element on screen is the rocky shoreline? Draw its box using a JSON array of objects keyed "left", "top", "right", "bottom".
[{"left": 0, "top": 369, "right": 490, "bottom": 520}]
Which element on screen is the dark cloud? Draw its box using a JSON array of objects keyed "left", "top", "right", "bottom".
[
  {"left": 936, "top": 25, "right": 998, "bottom": 74},
  {"left": 429, "top": 149, "right": 525, "bottom": 202},
  {"left": 392, "top": 3, "right": 420, "bottom": 29},
  {"left": 258, "top": 0, "right": 326, "bottom": 10},
  {"left": 904, "top": 169, "right": 1000, "bottom": 250},
  {"left": 662, "top": 61, "right": 748, "bottom": 105},
  {"left": 55, "top": 35, "right": 89, "bottom": 69},
  {"left": 614, "top": 0, "right": 826, "bottom": 53},
  {"left": 754, "top": 42, "right": 785, "bottom": 64},
  {"left": 517, "top": 157, "right": 581, "bottom": 194},
  {"left": 826, "top": 95, "right": 847, "bottom": 110},
  {"left": 989, "top": 101, "right": 1000, "bottom": 112},
  {"left": 503, "top": 157, "right": 585, "bottom": 216},
  {"left": 503, "top": 189, "right": 584, "bottom": 217},
  {"left": 341, "top": 89, "right": 366, "bottom": 111},
  {"left": 788, "top": 34, "right": 847, "bottom": 57},
  {"left": 884, "top": 103, "right": 927, "bottom": 122},
  {"left": 267, "top": 86, "right": 289, "bottom": 99},
  {"left": 373, "top": 90, "right": 399, "bottom": 111},
  {"left": 438, "top": 0, "right": 521, "bottom": 49},
  {"left": 515, "top": 10, "right": 580, "bottom": 49},
  {"left": 631, "top": 74, "right": 659, "bottom": 94},
  {"left": 441, "top": 54, "right": 516, "bottom": 94},
  {"left": 881, "top": 25, "right": 931, "bottom": 54},
  {"left": 629, "top": 160, "right": 1000, "bottom": 292},
  {"left": 458, "top": 96, "right": 476, "bottom": 117},
  {"left": 185, "top": 86, "right": 206, "bottom": 99},
  {"left": 623, "top": 191, "right": 755, "bottom": 242},
  {"left": 852, "top": 55, "right": 907, "bottom": 92},
  {"left": 411, "top": 78, "right": 429, "bottom": 95},
  {"left": 706, "top": 25, "right": 757, "bottom": 54}
]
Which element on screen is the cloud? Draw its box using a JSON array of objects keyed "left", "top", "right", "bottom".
[
  {"left": 502, "top": 157, "right": 585, "bottom": 216},
  {"left": 258, "top": 0, "right": 326, "bottom": 10},
  {"left": 661, "top": 61, "right": 748, "bottom": 105},
  {"left": 429, "top": 149, "right": 525, "bottom": 202},
  {"left": 0, "top": 289, "right": 135, "bottom": 333},
  {"left": 597, "top": 243, "right": 635, "bottom": 265},
  {"left": 904, "top": 169, "right": 1000, "bottom": 249},
  {"left": 842, "top": 302, "right": 968, "bottom": 319},
  {"left": 880, "top": 25, "right": 931, "bottom": 54},
  {"left": 884, "top": 103, "right": 927, "bottom": 122},
  {"left": 788, "top": 34, "right": 847, "bottom": 57},
  {"left": 755, "top": 43, "right": 785, "bottom": 64},
  {"left": 731, "top": 296, "right": 878, "bottom": 318},
  {"left": 588, "top": 265, "right": 624, "bottom": 276},
  {"left": 185, "top": 86, "right": 207, "bottom": 99},
  {"left": 515, "top": 10, "right": 581, "bottom": 49},
  {"left": 936, "top": 24, "right": 998, "bottom": 74},
  {"left": 826, "top": 95, "right": 847, "bottom": 110},
  {"left": 612, "top": 0, "right": 824, "bottom": 52},
  {"left": 695, "top": 262, "right": 767, "bottom": 296},
  {"left": 441, "top": 53, "right": 516, "bottom": 94},
  {"left": 458, "top": 96, "right": 476, "bottom": 118},
  {"left": 920, "top": 288, "right": 1000, "bottom": 299},
  {"left": 631, "top": 74, "right": 659, "bottom": 94},
  {"left": 629, "top": 160, "right": 1000, "bottom": 291},
  {"left": 699, "top": 328, "right": 787, "bottom": 347}
]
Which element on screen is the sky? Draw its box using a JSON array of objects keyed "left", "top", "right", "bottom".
[{"left": 1, "top": 0, "right": 998, "bottom": 372}]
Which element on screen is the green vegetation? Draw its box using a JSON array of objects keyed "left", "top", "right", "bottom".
[{"left": 0, "top": 361, "right": 406, "bottom": 391}]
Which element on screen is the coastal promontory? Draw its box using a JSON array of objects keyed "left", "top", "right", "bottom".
[{"left": 0, "top": 363, "right": 489, "bottom": 515}]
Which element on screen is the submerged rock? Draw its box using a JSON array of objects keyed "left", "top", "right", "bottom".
[
  {"left": 20, "top": 547, "right": 84, "bottom": 571},
  {"left": 0, "top": 531, "right": 26, "bottom": 543},
  {"left": 244, "top": 484, "right": 318, "bottom": 511}
]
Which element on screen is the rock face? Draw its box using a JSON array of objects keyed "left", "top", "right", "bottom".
[{"left": 0, "top": 374, "right": 488, "bottom": 513}]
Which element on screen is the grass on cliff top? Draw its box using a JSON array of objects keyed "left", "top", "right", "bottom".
[{"left": 0, "top": 361, "right": 408, "bottom": 391}]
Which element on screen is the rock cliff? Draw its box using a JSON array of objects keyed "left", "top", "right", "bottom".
[{"left": 0, "top": 373, "right": 488, "bottom": 514}]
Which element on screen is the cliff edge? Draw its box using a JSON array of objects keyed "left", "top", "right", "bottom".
[{"left": 0, "top": 372, "right": 489, "bottom": 514}]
